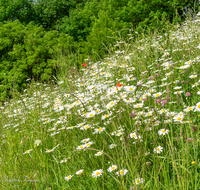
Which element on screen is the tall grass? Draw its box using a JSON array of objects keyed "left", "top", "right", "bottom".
[{"left": 0, "top": 13, "right": 200, "bottom": 190}]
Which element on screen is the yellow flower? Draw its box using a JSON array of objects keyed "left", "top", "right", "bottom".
[{"left": 191, "top": 161, "right": 195, "bottom": 164}]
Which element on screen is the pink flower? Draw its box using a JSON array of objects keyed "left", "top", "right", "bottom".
[
  {"left": 149, "top": 76, "right": 153, "bottom": 80},
  {"left": 130, "top": 112, "right": 135, "bottom": 117},
  {"left": 187, "top": 138, "right": 193, "bottom": 143},
  {"left": 186, "top": 92, "right": 191, "bottom": 96},
  {"left": 155, "top": 73, "right": 159, "bottom": 77},
  {"left": 155, "top": 99, "right": 160, "bottom": 104},
  {"left": 161, "top": 100, "right": 167, "bottom": 105}
]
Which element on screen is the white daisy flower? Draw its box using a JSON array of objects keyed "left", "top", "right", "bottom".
[
  {"left": 23, "top": 149, "right": 32, "bottom": 154},
  {"left": 196, "top": 102, "right": 200, "bottom": 111},
  {"left": 189, "top": 75, "right": 197, "bottom": 79},
  {"left": 133, "top": 103, "right": 144, "bottom": 108},
  {"left": 85, "top": 111, "right": 96, "bottom": 118},
  {"left": 80, "top": 124, "right": 90, "bottom": 130},
  {"left": 95, "top": 151, "right": 103, "bottom": 156},
  {"left": 158, "top": 129, "right": 170, "bottom": 136},
  {"left": 153, "top": 145, "right": 163, "bottom": 154},
  {"left": 93, "top": 127, "right": 106, "bottom": 134},
  {"left": 77, "top": 144, "right": 86, "bottom": 151},
  {"left": 34, "top": 140, "right": 41, "bottom": 146},
  {"left": 92, "top": 169, "right": 103, "bottom": 178},
  {"left": 116, "top": 169, "right": 128, "bottom": 176},
  {"left": 173, "top": 114, "right": 184, "bottom": 122},
  {"left": 81, "top": 138, "right": 90, "bottom": 143},
  {"left": 109, "top": 144, "right": 117, "bottom": 149},
  {"left": 85, "top": 141, "right": 94, "bottom": 148},
  {"left": 134, "top": 178, "right": 145, "bottom": 185},
  {"left": 64, "top": 175, "right": 73, "bottom": 181},
  {"left": 130, "top": 132, "right": 137, "bottom": 139},
  {"left": 153, "top": 92, "right": 162, "bottom": 97},
  {"left": 106, "top": 100, "right": 117, "bottom": 109},
  {"left": 76, "top": 169, "right": 83, "bottom": 175},
  {"left": 107, "top": 165, "right": 117, "bottom": 172}
]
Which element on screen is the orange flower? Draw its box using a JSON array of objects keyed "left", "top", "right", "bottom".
[
  {"left": 82, "top": 63, "right": 87, "bottom": 67},
  {"left": 116, "top": 82, "right": 121, "bottom": 87}
]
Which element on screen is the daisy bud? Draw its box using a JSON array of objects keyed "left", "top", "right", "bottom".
[
  {"left": 145, "top": 152, "right": 150, "bottom": 156},
  {"left": 146, "top": 162, "right": 151, "bottom": 166}
]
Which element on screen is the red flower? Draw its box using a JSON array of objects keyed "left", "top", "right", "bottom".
[
  {"left": 82, "top": 63, "right": 87, "bottom": 67},
  {"left": 116, "top": 82, "right": 121, "bottom": 87}
]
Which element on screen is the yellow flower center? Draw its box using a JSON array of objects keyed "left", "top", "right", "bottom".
[
  {"left": 119, "top": 171, "right": 124, "bottom": 175},
  {"left": 96, "top": 172, "right": 100, "bottom": 175}
]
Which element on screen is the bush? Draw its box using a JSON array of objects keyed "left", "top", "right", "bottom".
[{"left": 0, "top": 20, "right": 77, "bottom": 102}]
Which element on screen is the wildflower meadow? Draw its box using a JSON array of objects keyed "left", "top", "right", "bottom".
[{"left": 0, "top": 13, "right": 200, "bottom": 190}]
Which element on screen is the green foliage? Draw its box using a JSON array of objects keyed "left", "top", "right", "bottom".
[
  {"left": 0, "top": 20, "right": 77, "bottom": 102},
  {"left": 33, "top": 0, "right": 79, "bottom": 30},
  {"left": 0, "top": 0, "right": 36, "bottom": 24}
]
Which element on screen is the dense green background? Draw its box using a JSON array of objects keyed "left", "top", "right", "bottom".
[{"left": 0, "top": 0, "right": 199, "bottom": 102}]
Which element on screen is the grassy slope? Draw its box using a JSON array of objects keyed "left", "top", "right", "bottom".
[{"left": 0, "top": 14, "right": 200, "bottom": 189}]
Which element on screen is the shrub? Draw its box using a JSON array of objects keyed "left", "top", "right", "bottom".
[{"left": 0, "top": 20, "right": 77, "bottom": 102}]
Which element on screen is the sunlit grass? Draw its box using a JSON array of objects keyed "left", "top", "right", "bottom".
[{"left": 0, "top": 14, "right": 200, "bottom": 190}]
